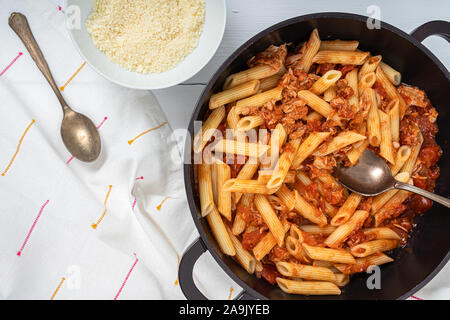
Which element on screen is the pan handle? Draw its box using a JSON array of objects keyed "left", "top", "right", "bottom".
[
  {"left": 410, "top": 20, "right": 450, "bottom": 43},
  {"left": 178, "top": 237, "right": 258, "bottom": 300},
  {"left": 178, "top": 238, "right": 208, "bottom": 300}
]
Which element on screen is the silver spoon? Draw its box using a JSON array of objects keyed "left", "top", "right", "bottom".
[
  {"left": 334, "top": 149, "right": 450, "bottom": 208},
  {"left": 8, "top": 12, "right": 101, "bottom": 162}
]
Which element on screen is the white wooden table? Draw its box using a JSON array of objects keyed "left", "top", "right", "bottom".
[{"left": 154, "top": 0, "right": 450, "bottom": 133}]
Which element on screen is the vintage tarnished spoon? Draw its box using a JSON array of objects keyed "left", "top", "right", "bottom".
[
  {"left": 9, "top": 12, "right": 101, "bottom": 162},
  {"left": 334, "top": 149, "right": 450, "bottom": 208}
]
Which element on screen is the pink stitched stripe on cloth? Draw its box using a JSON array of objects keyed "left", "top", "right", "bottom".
[
  {"left": 131, "top": 176, "right": 144, "bottom": 210},
  {"left": 0, "top": 52, "right": 22, "bottom": 77},
  {"left": 17, "top": 200, "right": 50, "bottom": 256},
  {"left": 114, "top": 253, "right": 139, "bottom": 300},
  {"left": 410, "top": 295, "right": 424, "bottom": 300}
]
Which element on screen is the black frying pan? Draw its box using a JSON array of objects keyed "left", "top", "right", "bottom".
[{"left": 179, "top": 13, "right": 450, "bottom": 300}]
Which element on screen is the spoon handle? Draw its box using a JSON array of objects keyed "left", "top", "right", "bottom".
[
  {"left": 395, "top": 181, "right": 450, "bottom": 208},
  {"left": 9, "top": 12, "right": 68, "bottom": 110}
]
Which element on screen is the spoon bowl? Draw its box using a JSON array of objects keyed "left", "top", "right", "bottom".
[
  {"left": 61, "top": 109, "right": 101, "bottom": 162},
  {"left": 334, "top": 149, "right": 450, "bottom": 208},
  {"left": 334, "top": 149, "right": 396, "bottom": 196}
]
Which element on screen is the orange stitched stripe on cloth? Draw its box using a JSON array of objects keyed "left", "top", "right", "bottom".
[
  {"left": 2, "top": 119, "right": 35, "bottom": 176},
  {"left": 228, "top": 287, "right": 234, "bottom": 300},
  {"left": 156, "top": 197, "right": 168, "bottom": 211},
  {"left": 60, "top": 61, "right": 86, "bottom": 91},
  {"left": 174, "top": 255, "right": 180, "bottom": 285},
  {"left": 128, "top": 122, "right": 168, "bottom": 145},
  {"left": 92, "top": 185, "right": 112, "bottom": 229},
  {"left": 50, "top": 277, "right": 66, "bottom": 300}
]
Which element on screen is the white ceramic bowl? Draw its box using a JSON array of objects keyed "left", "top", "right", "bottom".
[{"left": 65, "top": 0, "right": 226, "bottom": 89}]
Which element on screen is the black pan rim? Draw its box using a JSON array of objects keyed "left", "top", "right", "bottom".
[{"left": 183, "top": 11, "right": 450, "bottom": 300}]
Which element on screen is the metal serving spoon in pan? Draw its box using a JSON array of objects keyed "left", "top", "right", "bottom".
[
  {"left": 334, "top": 149, "right": 450, "bottom": 208},
  {"left": 8, "top": 12, "right": 101, "bottom": 162}
]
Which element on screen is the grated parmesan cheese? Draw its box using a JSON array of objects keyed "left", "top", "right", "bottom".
[{"left": 86, "top": 0, "right": 205, "bottom": 74}]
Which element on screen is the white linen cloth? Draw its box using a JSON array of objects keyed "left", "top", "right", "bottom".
[
  {"left": 0, "top": 0, "right": 237, "bottom": 300},
  {"left": 0, "top": 0, "right": 447, "bottom": 300}
]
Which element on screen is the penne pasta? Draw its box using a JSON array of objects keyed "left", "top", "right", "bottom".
[
  {"left": 333, "top": 273, "right": 350, "bottom": 287},
  {"left": 330, "top": 193, "right": 363, "bottom": 226},
  {"left": 334, "top": 252, "right": 394, "bottom": 274},
  {"left": 258, "top": 170, "right": 295, "bottom": 185},
  {"left": 235, "top": 87, "right": 283, "bottom": 115},
  {"left": 359, "top": 55, "right": 382, "bottom": 78},
  {"left": 275, "top": 184, "right": 296, "bottom": 211},
  {"left": 259, "top": 73, "right": 283, "bottom": 91},
  {"left": 295, "top": 170, "right": 312, "bottom": 186},
  {"left": 253, "top": 221, "right": 290, "bottom": 260},
  {"left": 213, "top": 139, "right": 269, "bottom": 157},
  {"left": 276, "top": 278, "right": 341, "bottom": 295},
  {"left": 323, "top": 85, "right": 337, "bottom": 102},
  {"left": 302, "top": 243, "right": 356, "bottom": 264},
  {"left": 375, "top": 66, "right": 407, "bottom": 117},
  {"left": 193, "top": 106, "right": 225, "bottom": 153},
  {"left": 233, "top": 160, "right": 260, "bottom": 204},
  {"left": 388, "top": 99, "right": 400, "bottom": 146},
  {"left": 211, "top": 162, "right": 219, "bottom": 204},
  {"left": 223, "top": 179, "right": 277, "bottom": 194},
  {"left": 226, "top": 105, "right": 240, "bottom": 132},
  {"left": 276, "top": 261, "right": 336, "bottom": 282},
  {"left": 237, "top": 115, "right": 265, "bottom": 131},
  {"left": 217, "top": 163, "right": 232, "bottom": 221},
  {"left": 371, "top": 171, "right": 409, "bottom": 213},
  {"left": 365, "top": 87, "right": 381, "bottom": 147},
  {"left": 319, "top": 40, "right": 359, "bottom": 51},
  {"left": 313, "top": 50, "right": 369, "bottom": 65},
  {"left": 223, "top": 64, "right": 280, "bottom": 90},
  {"left": 379, "top": 61, "right": 401, "bottom": 86},
  {"left": 285, "top": 236, "right": 310, "bottom": 263},
  {"left": 291, "top": 132, "right": 331, "bottom": 169},
  {"left": 374, "top": 189, "right": 412, "bottom": 226},
  {"left": 255, "top": 260, "right": 263, "bottom": 273},
  {"left": 297, "top": 28, "right": 321, "bottom": 72},
  {"left": 232, "top": 211, "right": 246, "bottom": 235},
  {"left": 297, "top": 90, "right": 339, "bottom": 122},
  {"left": 253, "top": 232, "right": 277, "bottom": 261},
  {"left": 325, "top": 210, "right": 369, "bottom": 248},
  {"left": 254, "top": 194, "right": 286, "bottom": 246},
  {"left": 345, "top": 69, "right": 359, "bottom": 110},
  {"left": 350, "top": 239, "right": 399, "bottom": 257},
  {"left": 267, "top": 139, "right": 301, "bottom": 189},
  {"left": 294, "top": 190, "right": 328, "bottom": 226},
  {"left": 289, "top": 225, "right": 306, "bottom": 244},
  {"left": 346, "top": 139, "right": 369, "bottom": 165},
  {"left": 310, "top": 70, "right": 342, "bottom": 95},
  {"left": 390, "top": 145, "right": 412, "bottom": 175},
  {"left": 210, "top": 80, "right": 260, "bottom": 109},
  {"left": 198, "top": 163, "right": 214, "bottom": 217},
  {"left": 363, "top": 227, "right": 401, "bottom": 240},
  {"left": 313, "top": 131, "right": 366, "bottom": 156},
  {"left": 206, "top": 206, "right": 236, "bottom": 256},
  {"left": 226, "top": 226, "right": 256, "bottom": 273},
  {"left": 400, "top": 132, "right": 423, "bottom": 175},
  {"left": 378, "top": 110, "right": 395, "bottom": 164},
  {"left": 358, "top": 71, "right": 376, "bottom": 92},
  {"left": 300, "top": 225, "right": 337, "bottom": 235}
]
